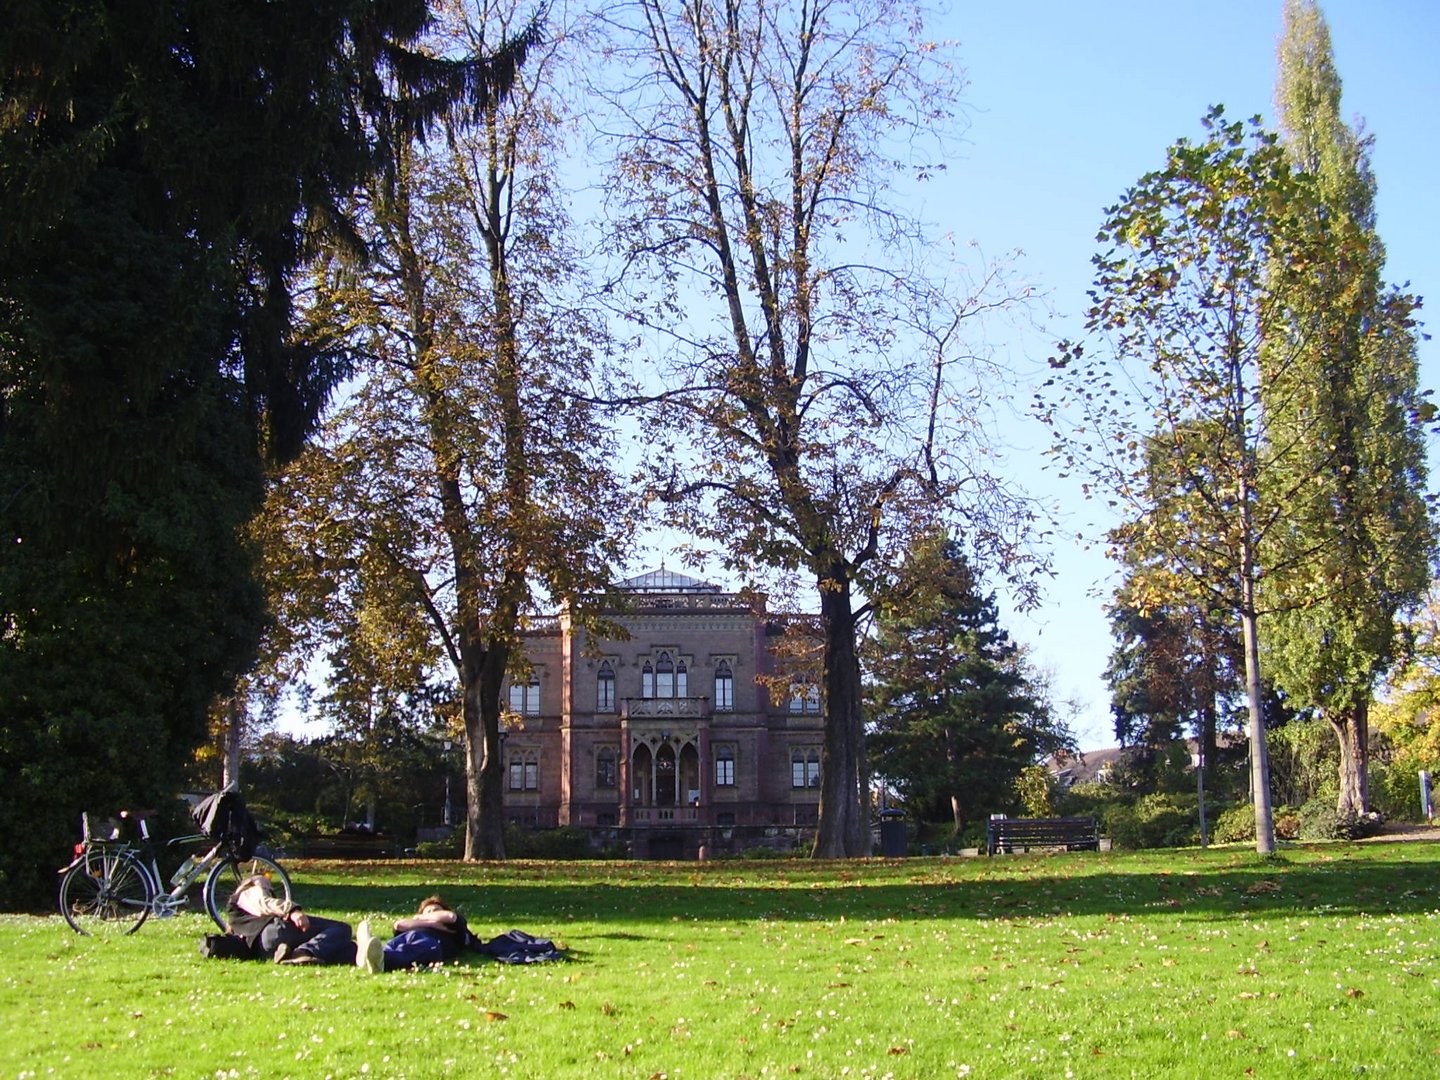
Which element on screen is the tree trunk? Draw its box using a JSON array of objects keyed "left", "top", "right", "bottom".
[
  {"left": 221, "top": 694, "right": 244, "bottom": 791},
  {"left": 1329, "top": 699, "right": 1369, "bottom": 818},
  {"left": 1241, "top": 606, "right": 1276, "bottom": 854},
  {"left": 463, "top": 637, "right": 509, "bottom": 860},
  {"left": 811, "top": 577, "right": 868, "bottom": 858},
  {"left": 945, "top": 725, "right": 964, "bottom": 835}
]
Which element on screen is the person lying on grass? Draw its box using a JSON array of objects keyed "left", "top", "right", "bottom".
[
  {"left": 356, "top": 895, "right": 471, "bottom": 973},
  {"left": 223, "top": 873, "right": 357, "bottom": 966}
]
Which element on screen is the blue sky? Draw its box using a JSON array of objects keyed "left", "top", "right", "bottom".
[{"left": 923, "top": 0, "right": 1440, "bottom": 749}]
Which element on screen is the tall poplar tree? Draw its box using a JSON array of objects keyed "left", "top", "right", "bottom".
[{"left": 1261, "top": 0, "right": 1435, "bottom": 820}]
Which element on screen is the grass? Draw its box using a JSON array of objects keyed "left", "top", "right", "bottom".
[{"left": 5, "top": 842, "right": 1440, "bottom": 1079}]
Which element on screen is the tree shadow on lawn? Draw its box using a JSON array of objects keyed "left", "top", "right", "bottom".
[{"left": 286, "top": 843, "right": 1440, "bottom": 927}]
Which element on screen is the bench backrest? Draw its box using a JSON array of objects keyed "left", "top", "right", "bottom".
[{"left": 986, "top": 816, "right": 1099, "bottom": 854}]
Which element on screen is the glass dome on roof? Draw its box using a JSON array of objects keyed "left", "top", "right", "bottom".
[{"left": 617, "top": 568, "right": 720, "bottom": 593}]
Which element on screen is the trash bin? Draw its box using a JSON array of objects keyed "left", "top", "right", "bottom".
[{"left": 878, "top": 809, "right": 907, "bottom": 857}]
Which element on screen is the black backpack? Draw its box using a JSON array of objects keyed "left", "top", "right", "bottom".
[
  {"left": 190, "top": 790, "right": 261, "bottom": 860},
  {"left": 198, "top": 933, "right": 260, "bottom": 961}
]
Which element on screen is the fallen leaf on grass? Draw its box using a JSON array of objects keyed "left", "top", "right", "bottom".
[
  {"left": 1247, "top": 880, "right": 1280, "bottom": 895},
  {"left": 888, "top": 1046, "right": 909, "bottom": 1055},
  {"left": 484, "top": 1011, "right": 508, "bottom": 1022},
  {"left": 559, "top": 1001, "right": 576, "bottom": 1010},
  {"left": 1346, "top": 988, "right": 1365, "bottom": 999},
  {"left": 1228, "top": 1030, "right": 1247, "bottom": 1039}
]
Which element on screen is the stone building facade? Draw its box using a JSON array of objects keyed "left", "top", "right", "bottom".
[{"left": 500, "top": 570, "right": 823, "bottom": 858}]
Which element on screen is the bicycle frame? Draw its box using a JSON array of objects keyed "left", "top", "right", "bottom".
[
  {"left": 60, "top": 803, "right": 294, "bottom": 936},
  {"left": 60, "top": 812, "right": 223, "bottom": 919}
]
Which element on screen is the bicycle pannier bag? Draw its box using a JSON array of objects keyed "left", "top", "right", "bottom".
[{"left": 190, "top": 790, "right": 261, "bottom": 861}]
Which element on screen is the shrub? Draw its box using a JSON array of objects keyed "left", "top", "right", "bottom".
[
  {"left": 1275, "top": 808, "right": 1302, "bottom": 840},
  {"left": 506, "top": 825, "right": 594, "bottom": 859},
  {"left": 1301, "top": 800, "right": 1342, "bottom": 840},
  {"left": 1100, "top": 793, "right": 1198, "bottom": 849},
  {"left": 1369, "top": 762, "right": 1425, "bottom": 823},
  {"left": 414, "top": 832, "right": 463, "bottom": 859},
  {"left": 1211, "top": 803, "right": 1254, "bottom": 844}
]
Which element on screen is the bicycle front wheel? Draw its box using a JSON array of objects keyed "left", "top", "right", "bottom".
[
  {"left": 202, "top": 853, "right": 292, "bottom": 930},
  {"left": 59, "top": 849, "right": 155, "bottom": 937}
]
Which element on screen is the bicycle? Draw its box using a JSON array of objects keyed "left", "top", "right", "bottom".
[{"left": 58, "top": 807, "right": 292, "bottom": 938}]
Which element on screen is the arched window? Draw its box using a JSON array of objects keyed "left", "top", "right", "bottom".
[
  {"left": 791, "top": 748, "right": 820, "bottom": 788},
  {"left": 788, "top": 685, "right": 820, "bottom": 714},
  {"left": 597, "top": 661, "right": 616, "bottom": 713},
  {"left": 714, "top": 744, "right": 735, "bottom": 786},
  {"left": 675, "top": 659, "right": 688, "bottom": 698},
  {"left": 508, "top": 676, "right": 540, "bottom": 716},
  {"left": 595, "top": 747, "right": 617, "bottom": 789},
  {"left": 714, "top": 661, "right": 734, "bottom": 711},
  {"left": 641, "top": 661, "right": 655, "bottom": 699},
  {"left": 655, "top": 652, "right": 675, "bottom": 698}
]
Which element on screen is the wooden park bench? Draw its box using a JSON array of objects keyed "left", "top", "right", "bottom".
[{"left": 986, "top": 816, "right": 1099, "bottom": 855}]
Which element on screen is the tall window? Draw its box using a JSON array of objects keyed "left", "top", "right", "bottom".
[
  {"left": 791, "top": 748, "right": 820, "bottom": 788},
  {"left": 714, "top": 745, "right": 735, "bottom": 786},
  {"left": 508, "top": 676, "right": 540, "bottom": 716},
  {"left": 643, "top": 653, "right": 688, "bottom": 698},
  {"left": 714, "top": 661, "right": 734, "bottom": 711},
  {"left": 509, "top": 754, "right": 538, "bottom": 791},
  {"left": 596, "top": 748, "right": 617, "bottom": 789},
  {"left": 597, "top": 661, "right": 616, "bottom": 713}
]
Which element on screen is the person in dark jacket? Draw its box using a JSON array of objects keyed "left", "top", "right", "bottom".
[
  {"left": 356, "top": 895, "right": 471, "bottom": 973},
  {"left": 226, "top": 874, "right": 356, "bottom": 966}
]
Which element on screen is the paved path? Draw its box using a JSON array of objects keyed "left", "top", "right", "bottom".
[{"left": 1362, "top": 821, "right": 1440, "bottom": 843}]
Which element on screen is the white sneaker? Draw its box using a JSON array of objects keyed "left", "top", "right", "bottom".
[
  {"left": 355, "top": 920, "right": 373, "bottom": 969},
  {"left": 363, "top": 934, "right": 384, "bottom": 974}
]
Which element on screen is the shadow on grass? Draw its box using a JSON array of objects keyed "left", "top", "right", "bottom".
[{"left": 278, "top": 842, "right": 1440, "bottom": 927}]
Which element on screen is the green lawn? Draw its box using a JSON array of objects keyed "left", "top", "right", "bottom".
[{"left": 5, "top": 842, "right": 1440, "bottom": 1078}]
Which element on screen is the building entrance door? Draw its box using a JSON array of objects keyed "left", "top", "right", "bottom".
[{"left": 655, "top": 745, "right": 677, "bottom": 806}]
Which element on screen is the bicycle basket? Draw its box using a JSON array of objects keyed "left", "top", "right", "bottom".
[{"left": 82, "top": 812, "right": 122, "bottom": 843}]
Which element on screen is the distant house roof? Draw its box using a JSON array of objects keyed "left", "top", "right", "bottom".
[
  {"left": 617, "top": 568, "right": 721, "bottom": 593},
  {"left": 1048, "top": 746, "right": 1125, "bottom": 787}
]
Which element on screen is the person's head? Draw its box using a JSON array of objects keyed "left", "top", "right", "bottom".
[{"left": 417, "top": 895, "right": 452, "bottom": 916}]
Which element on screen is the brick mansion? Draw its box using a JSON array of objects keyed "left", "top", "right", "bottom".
[{"left": 499, "top": 570, "right": 824, "bottom": 859}]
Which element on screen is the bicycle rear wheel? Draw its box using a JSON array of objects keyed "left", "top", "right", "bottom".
[
  {"left": 202, "top": 853, "right": 292, "bottom": 930},
  {"left": 59, "top": 849, "right": 154, "bottom": 937}
]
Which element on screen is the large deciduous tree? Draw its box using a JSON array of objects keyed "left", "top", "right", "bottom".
[
  {"left": 599, "top": 0, "right": 1039, "bottom": 857},
  {"left": 1259, "top": 0, "right": 1435, "bottom": 821},
  {"left": 1041, "top": 109, "right": 1351, "bottom": 854},
  {"left": 0, "top": 1, "right": 537, "bottom": 903},
  {"left": 265, "top": 0, "right": 628, "bottom": 859},
  {"left": 867, "top": 533, "right": 1072, "bottom": 834}
]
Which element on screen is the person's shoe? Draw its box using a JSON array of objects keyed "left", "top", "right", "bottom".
[
  {"left": 361, "top": 934, "right": 384, "bottom": 975},
  {"left": 272, "top": 942, "right": 291, "bottom": 965},
  {"left": 283, "top": 953, "right": 320, "bottom": 965},
  {"left": 355, "top": 920, "right": 373, "bottom": 968}
]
